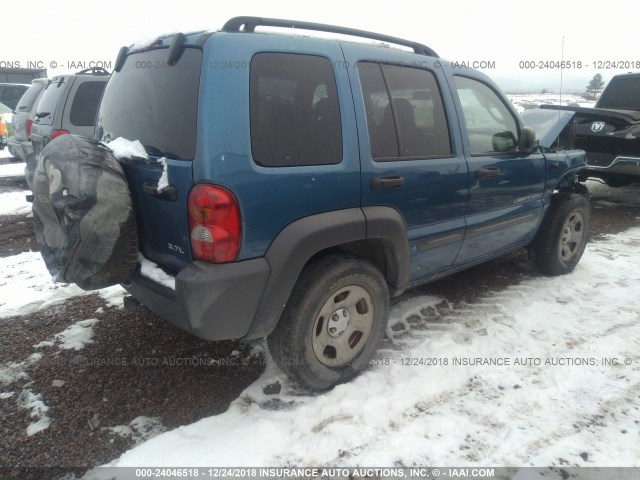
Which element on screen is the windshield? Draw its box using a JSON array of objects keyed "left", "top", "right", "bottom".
[
  {"left": 597, "top": 77, "right": 640, "bottom": 110},
  {"left": 96, "top": 47, "right": 202, "bottom": 160}
]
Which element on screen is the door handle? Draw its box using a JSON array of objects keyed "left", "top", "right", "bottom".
[
  {"left": 370, "top": 176, "right": 405, "bottom": 191},
  {"left": 143, "top": 181, "right": 177, "bottom": 201},
  {"left": 476, "top": 167, "right": 501, "bottom": 180}
]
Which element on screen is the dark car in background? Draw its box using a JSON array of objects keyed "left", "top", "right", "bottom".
[
  {"left": 0, "top": 83, "right": 28, "bottom": 111},
  {"left": 28, "top": 68, "right": 109, "bottom": 187},
  {"left": 7, "top": 79, "right": 49, "bottom": 173},
  {"left": 542, "top": 72, "right": 640, "bottom": 187}
]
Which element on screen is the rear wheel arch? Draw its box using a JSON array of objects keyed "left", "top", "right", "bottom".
[{"left": 244, "top": 207, "right": 409, "bottom": 339}]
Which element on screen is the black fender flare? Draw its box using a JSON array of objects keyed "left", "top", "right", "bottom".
[{"left": 244, "top": 206, "right": 409, "bottom": 339}]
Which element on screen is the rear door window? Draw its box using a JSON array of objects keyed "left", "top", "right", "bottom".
[
  {"left": 70, "top": 81, "right": 107, "bottom": 126},
  {"left": 249, "top": 52, "right": 342, "bottom": 167},
  {"left": 357, "top": 62, "right": 452, "bottom": 160}
]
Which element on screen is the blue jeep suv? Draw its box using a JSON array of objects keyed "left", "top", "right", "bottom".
[{"left": 32, "top": 17, "right": 590, "bottom": 390}]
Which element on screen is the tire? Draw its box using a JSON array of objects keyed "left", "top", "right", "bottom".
[
  {"left": 32, "top": 134, "right": 139, "bottom": 290},
  {"left": 267, "top": 254, "right": 390, "bottom": 391},
  {"left": 533, "top": 192, "right": 590, "bottom": 275}
]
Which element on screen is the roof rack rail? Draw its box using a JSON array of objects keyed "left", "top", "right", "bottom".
[
  {"left": 77, "top": 67, "right": 110, "bottom": 76},
  {"left": 222, "top": 16, "right": 439, "bottom": 58}
]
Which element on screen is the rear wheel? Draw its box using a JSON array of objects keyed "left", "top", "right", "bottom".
[
  {"left": 534, "top": 192, "right": 590, "bottom": 275},
  {"left": 267, "top": 254, "right": 389, "bottom": 391}
]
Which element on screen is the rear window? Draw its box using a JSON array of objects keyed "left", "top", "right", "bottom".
[
  {"left": 96, "top": 48, "right": 202, "bottom": 160},
  {"left": 35, "top": 79, "right": 68, "bottom": 126},
  {"left": 1, "top": 85, "right": 28, "bottom": 111},
  {"left": 597, "top": 77, "right": 640, "bottom": 110},
  {"left": 70, "top": 81, "right": 107, "bottom": 126},
  {"left": 15, "top": 83, "right": 46, "bottom": 113}
]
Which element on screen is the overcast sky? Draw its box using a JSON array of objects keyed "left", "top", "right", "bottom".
[{"left": 5, "top": 0, "right": 638, "bottom": 92}]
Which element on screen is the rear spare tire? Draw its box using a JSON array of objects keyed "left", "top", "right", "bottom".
[{"left": 32, "top": 134, "right": 138, "bottom": 290}]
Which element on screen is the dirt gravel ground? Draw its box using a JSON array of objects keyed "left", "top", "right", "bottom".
[{"left": 0, "top": 163, "right": 638, "bottom": 479}]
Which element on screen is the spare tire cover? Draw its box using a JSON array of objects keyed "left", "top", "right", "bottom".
[{"left": 32, "top": 134, "right": 139, "bottom": 290}]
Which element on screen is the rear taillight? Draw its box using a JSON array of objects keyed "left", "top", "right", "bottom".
[
  {"left": 187, "top": 184, "right": 241, "bottom": 263},
  {"left": 50, "top": 129, "right": 69, "bottom": 141},
  {"left": 25, "top": 119, "right": 33, "bottom": 139}
]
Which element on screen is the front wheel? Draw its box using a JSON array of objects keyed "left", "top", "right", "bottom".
[
  {"left": 267, "top": 254, "right": 390, "bottom": 391},
  {"left": 533, "top": 192, "right": 591, "bottom": 275}
]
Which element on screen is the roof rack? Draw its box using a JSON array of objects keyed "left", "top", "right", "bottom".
[{"left": 222, "top": 16, "right": 439, "bottom": 58}]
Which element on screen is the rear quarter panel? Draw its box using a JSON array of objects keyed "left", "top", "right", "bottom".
[{"left": 194, "top": 33, "right": 362, "bottom": 260}]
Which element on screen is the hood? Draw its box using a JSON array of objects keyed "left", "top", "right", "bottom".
[{"left": 520, "top": 108, "right": 575, "bottom": 149}]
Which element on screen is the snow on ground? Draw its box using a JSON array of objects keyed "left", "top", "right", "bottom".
[
  {"left": 0, "top": 352, "right": 50, "bottom": 436},
  {"left": 0, "top": 352, "right": 42, "bottom": 386},
  {"left": 0, "top": 251, "right": 126, "bottom": 319},
  {"left": 0, "top": 160, "right": 26, "bottom": 177},
  {"left": 0, "top": 191, "right": 31, "bottom": 215},
  {"left": 507, "top": 93, "right": 596, "bottom": 113},
  {"left": 35, "top": 318, "right": 100, "bottom": 351},
  {"left": 107, "top": 416, "right": 167, "bottom": 447},
  {"left": 18, "top": 388, "right": 51, "bottom": 436},
  {"left": 95, "top": 228, "right": 640, "bottom": 471}
]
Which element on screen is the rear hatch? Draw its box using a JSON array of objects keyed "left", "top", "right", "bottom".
[
  {"left": 31, "top": 77, "right": 69, "bottom": 156},
  {"left": 96, "top": 43, "right": 202, "bottom": 273},
  {"left": 13, "top": 82, "right": 46, "bottom": 142}
]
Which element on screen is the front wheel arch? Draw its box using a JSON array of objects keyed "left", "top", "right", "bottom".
[{"left": 533, "top": 192, "right": 591, "bottom": 275}]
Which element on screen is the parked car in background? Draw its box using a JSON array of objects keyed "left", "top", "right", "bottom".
[
  {"left": 541, "top": 72, "right": 640, "bottom": 187},
  {"left": 28, "top": 68, "right": 109, "bottom": 187},
  {"left": 0, "top": 102, "right": 9, "bottom": 150},
  {"left": 32, "top": 17, "right": 591, "bottom": 391},
  {"left": 6, "top": 79, "right": 49, "bottom": 179},
  {"left": 0, "top": 83, "right": 28, "bottom": 111}
]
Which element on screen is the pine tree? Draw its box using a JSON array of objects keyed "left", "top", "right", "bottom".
[{"left": 586, "top": 74, "right": 605, "bottom": 97}]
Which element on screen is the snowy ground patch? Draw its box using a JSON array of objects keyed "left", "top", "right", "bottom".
[
  {"left": 507, "top": 93, "right": 596, "bottom": 113},
  {"left": 107, "top": 416, "right": 166, "bottom": 446},
  {"left": 0, "top": 252, "right": 89, "bottom": 318},
  {"left": 35, "top": 318, "right": 100, "bottom": 351},
  {"left": 0, "top": 251, "right": 128, "bottom": 318},
  {"left": 18, "top": 388, "right": 51, "bottom": 436},
  {"left": 0, "top": 161, "right": 26, "bottom": 178},
  {"left": 102, "top": 228, "right": 640, "bottom": 470},
  {"left": 0, "top": 191, "right": 31, "bottom": 215},
  {"left": 0, "top": 353, "right": 42, "bottom": 387}
]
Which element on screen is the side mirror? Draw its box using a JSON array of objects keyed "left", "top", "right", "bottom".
[
  {"left": 492, "top": 131, "right": 518, "bottom": 152},
  {"left": 518, "top": 126, "right": 539, "bottom": 154}
]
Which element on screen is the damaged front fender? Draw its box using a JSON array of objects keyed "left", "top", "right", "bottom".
[{"left": 520, "top": 108, "right": 588, "bottom": 191}]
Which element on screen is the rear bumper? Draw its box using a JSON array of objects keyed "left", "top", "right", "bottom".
[
  {"left": 7, "top": 137, "right": 31, "bottom": 162},
  {"left": 586, "top": 155, "right": 640, "bottom": 177},
  {"left": 124, "top": 258, "right": 271, "bottom": 341}
]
